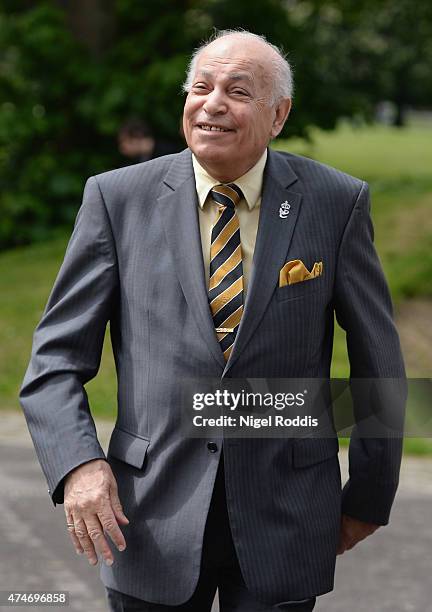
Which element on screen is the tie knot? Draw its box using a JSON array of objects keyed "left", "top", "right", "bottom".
[{"left": 211, "top": 183, "right": 242, "bottom": 209}]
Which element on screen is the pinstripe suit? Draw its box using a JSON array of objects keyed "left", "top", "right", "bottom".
[{"left": 20, "top": 148, "right": 405, "bottom": 607}]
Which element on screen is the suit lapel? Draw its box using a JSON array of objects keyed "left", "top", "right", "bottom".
[
  {"left": 224, "top": 149, "right": 302, "bottom": 374},
  {"left": 157, "top": 150, "right": 225, "bottom": 369}
]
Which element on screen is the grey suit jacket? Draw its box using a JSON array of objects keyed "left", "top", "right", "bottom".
[{"left": 20, "top": 148, "right": 406, "bottom": 606}]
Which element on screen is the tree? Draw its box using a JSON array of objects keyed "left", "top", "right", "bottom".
[
  {"left": 1, "top": 0, "right": 430, "bottom": 249},
  {"left": 0, "top": 1, "right": 204, "bottom": 248}
]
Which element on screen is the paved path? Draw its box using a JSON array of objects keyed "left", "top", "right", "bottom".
[{"left": 0, "top": 412, "right": 431, "bottom": 611}]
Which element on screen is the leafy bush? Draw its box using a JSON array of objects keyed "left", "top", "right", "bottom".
[
  {"left": 0, "top": 2, "right": 196, "bottom": 249},
  {"left": 2, "top": 0, "right": 431, "bottom": 249}
]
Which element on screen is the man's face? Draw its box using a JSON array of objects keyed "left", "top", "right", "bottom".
[{"left": 182, "top": 36, "right": 291, "bottom": 182}]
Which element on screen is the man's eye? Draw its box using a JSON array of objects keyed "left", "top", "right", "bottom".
[
  {"left": 232, "top": 89, "right": 249, "bottom": 96},
  {"left": 193, "top": 84, "right": 208, "bottom": 91}
]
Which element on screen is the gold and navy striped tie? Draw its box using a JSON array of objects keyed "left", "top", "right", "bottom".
[{"left": 208, "top": 183, "right": 244, "bottom": 361}]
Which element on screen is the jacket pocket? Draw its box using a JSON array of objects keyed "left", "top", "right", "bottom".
[
  {"left": 107, "top": 426, "right": 150, "bottom": 469},
  {"left": 292, "top": 436, "right": 339, "bottom": 468},
  {"left": 276, "top": 274, "right": 325, "bottom": 302}
]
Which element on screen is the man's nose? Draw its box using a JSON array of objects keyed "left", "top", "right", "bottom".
[{"left": 203, "top": 89, "right": 228, "bottom": 115}]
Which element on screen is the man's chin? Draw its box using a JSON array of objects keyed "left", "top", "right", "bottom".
[{"left": 191, "top": 142, "right": 234, "bottom": 164}]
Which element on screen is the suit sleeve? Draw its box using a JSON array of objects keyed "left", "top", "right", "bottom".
[
  {"left": 19, "top": 176, "right": 118, "bottom": 505},
  {"left": 334, "top": 181, "right": 407, "bottom": 525}
]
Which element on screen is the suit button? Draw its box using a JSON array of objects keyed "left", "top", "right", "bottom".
[{"left": 207, "top": 442, "right": 218, "bottom": 453}]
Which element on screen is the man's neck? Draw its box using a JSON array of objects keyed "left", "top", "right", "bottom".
[{"left": 194, "top": 153, "right": 266, "bottom": 184}]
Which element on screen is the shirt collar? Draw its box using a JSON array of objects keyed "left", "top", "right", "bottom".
[{"left": 192, "top": 149, "right": 268, "bottom": 211}]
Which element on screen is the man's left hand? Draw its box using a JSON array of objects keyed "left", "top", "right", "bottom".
[{"left": 337, "top": 514, "right": 380, "bottom": 555}]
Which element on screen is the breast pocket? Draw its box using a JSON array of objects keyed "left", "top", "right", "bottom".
[{"left": 275, "top": 274, "right": 326, "bottom": 302}]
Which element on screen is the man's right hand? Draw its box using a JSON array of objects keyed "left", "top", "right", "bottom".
[{"left": 64, "top": 459, "right": 129, "bottom": 566}]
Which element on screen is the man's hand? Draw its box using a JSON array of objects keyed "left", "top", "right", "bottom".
[
  {"left": 337, "top": 514, "right": 380, "bottom": 555},
  {"left": 64, "top": 459, "right": 129, "bottom": 566}
]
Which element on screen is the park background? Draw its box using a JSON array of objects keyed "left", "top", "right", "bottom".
[
  {"left": 0, "top": 0, "right": 431, "bottom": 445},
  {"left": 0, "top": 2, "right": 431, "bottom": 611}
]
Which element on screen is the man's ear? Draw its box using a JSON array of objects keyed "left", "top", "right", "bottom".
[{"left": 271, "top": 98, "right": 292, "bottom": 138}]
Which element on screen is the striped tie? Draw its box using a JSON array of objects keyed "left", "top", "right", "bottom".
[{"left": 208, "top": 183, "right": 244, "bottom": 361}]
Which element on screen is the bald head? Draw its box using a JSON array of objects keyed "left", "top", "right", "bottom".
[
  {"left": 183, "top": 30, "right": 294, "bottom": 105},
  {"left": 182, "top": 29, "right": 292, "bottom": 182}
]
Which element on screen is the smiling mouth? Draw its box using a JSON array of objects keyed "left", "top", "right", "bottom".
[{"left": 197, "top": 124, "right": 232, "bottom": 132}]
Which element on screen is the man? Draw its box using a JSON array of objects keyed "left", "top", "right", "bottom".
[
  {"left": 117, "top": 118, "right": 182, "bottom": 164},
  {"left": 20, "top": 30, "right": 406, "bottom": 611}
]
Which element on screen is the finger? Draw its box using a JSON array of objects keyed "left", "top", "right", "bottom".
[
  {"left": 114, "top": 511, "right": 130, "bottom": 526},
  {"left": 345, "top": 532, "right": 364, "bottom": 550},
  {"left": 84, "top": 515, "right": 114, "bottom": 566},
  {"left": 73, "top": 516, "right": 98, "bottom": 565},
  {"left": 347, "top": 530, "right": 368, "bottom": 549},
  {"left": 336, "top": 540, "right": 347, "bottom": 555},
  {"left": 110, "top": 483, "right": 130, "bottom": 526},
  {"left": 336, "top": 527, "right": 350, "bottom": 554},
  {"left": 67, "top": 526, "right": 85, "bottom": 555},
  {"left": 97, "top": 508, "right": 127, "bottom": 552},
  {"left": 65, "top": 511, "right": 84, "bottom": 555},
  {"left": 368, "top": 525, "right": 380, "bottom": 536}
]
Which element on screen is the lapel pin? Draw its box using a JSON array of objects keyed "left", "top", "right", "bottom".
[{"left": 279, "top": 200, "right": 291, "bottom": 218}]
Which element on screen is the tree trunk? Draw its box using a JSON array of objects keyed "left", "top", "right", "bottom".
[
  {"left": 394, "top": 102, "right": 406, "bottom": 127},
  {"left": 56, "top": 0, "right": 115, "bottom": 57}
]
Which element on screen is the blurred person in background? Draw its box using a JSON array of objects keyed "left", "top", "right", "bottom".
[
  {"left": 117, "top": 117, "right": 182, "bottom": 164},
  {"left": 20, "top": 29, "right": 406, "bottom": 612}
]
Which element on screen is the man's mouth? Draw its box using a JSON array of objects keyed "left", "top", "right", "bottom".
[{"left": 197, "top": 124, "right": 232, "bottom": 132}]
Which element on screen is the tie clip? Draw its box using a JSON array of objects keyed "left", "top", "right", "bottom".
[{"left": 216, "top": 327, "right": 234, "bottom": 333}]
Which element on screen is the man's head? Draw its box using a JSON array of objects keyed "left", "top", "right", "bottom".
[{"left": 182, "top": 30, "right": 293, "bottom": 182}]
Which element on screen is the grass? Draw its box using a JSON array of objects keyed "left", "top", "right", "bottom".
[
  {"left": 281, "top": 121, "right": 432, "bottom": 181},
  {"left": 0, "top": 237, "right": 117, "bottom": 419},
  {"left": 1, "top": 123, "right": 431, "bottom": 453}
]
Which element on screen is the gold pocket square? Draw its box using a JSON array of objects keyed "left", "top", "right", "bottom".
[{"left": 279, "top": 260, "right": 323, "bottom": 287}]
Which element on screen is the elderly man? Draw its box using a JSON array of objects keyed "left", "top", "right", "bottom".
[{"left": 20, "top": 30, "right": 405, "bottom": 612}]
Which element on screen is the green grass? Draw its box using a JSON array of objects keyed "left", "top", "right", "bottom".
[
  {"left": 338, "top": 438, "right": 432, "bottom": 455},
  {"left": 0, "top": 236, "right": 118, "bottom": 419},
  {"left": 0, "top": 238, "right": 69, "bottom": 403},
  {"left": 280, "top": 122, "right": 432, "bottom": 181},
  {"left": 2, "top": 123, "right": 431, "bottom": 453}
]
